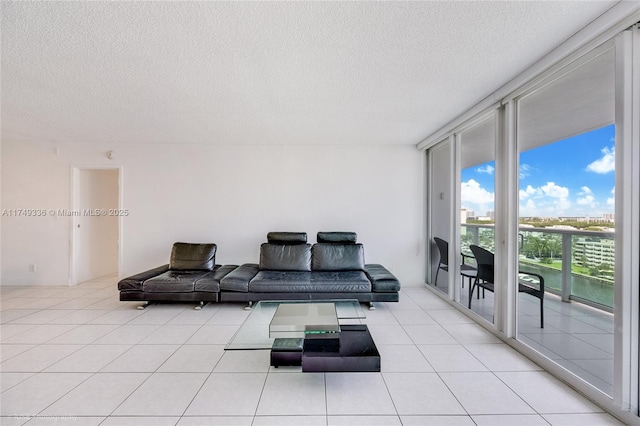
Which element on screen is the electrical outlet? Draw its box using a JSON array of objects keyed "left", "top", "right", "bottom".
[{"left": 28, "top": 264, "right": 36, "bottom": 272}]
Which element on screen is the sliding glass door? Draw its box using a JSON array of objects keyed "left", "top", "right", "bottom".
[
  {"left": 458, "top": 115, "right": 496, "bottom": 323},
  {"left": 515, "top": 43, "right": 616, "bottom": 396}
]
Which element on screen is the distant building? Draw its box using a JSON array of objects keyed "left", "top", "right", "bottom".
[
  {"left": 574, "top": 237, "right": 615, "bottom": 269},
  {"left": 602, "top": 213, "right": 615, "bottom": 222},
  {"left": 559, "top": 215, "right": 615, "bottom": 223}
]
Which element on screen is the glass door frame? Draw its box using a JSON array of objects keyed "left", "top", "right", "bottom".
[
  {"left": 613, "top": 25, "right": 639, "bottom": 415},
  {"left": 454, "top": 111, "right": 500, "bottom": 325}
]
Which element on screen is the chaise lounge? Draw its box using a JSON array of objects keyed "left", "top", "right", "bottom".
[{"left": 117, "top": 242, "right": 237, "bottom": 309}]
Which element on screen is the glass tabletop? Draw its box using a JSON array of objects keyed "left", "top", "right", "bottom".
[
  {"left": 269, "top": 302, "right": 340, "bottom": 338},
  {"left": 225, "top": 299, "right": 365, "bottom": 350}
]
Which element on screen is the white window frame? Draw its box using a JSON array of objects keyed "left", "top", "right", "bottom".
[{"left": 613, "top": 25, "right": 639, "bottom": 416}]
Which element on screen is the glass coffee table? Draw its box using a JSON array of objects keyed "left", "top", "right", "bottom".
[
  {"left": 225, "top": 300, "right": 380, "bottom": 372},
  {"left": 225, "top": 299, "right": 364, "bottom": 350}
]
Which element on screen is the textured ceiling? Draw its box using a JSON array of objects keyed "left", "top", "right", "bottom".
[{"left": 1, "top": 1, "right": 618, "bottom": 146}]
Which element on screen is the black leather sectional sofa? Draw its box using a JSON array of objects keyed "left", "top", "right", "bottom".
[{"left": 118, "top": 232, "right": 400, "bottom": 309}]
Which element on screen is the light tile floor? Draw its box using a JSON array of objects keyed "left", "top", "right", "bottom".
[
  {"left": 1, "top": 276, "right": 624, "bottom": 425},
  {"left": 434, "top": 279, "right": 614, "bottom": 396}
]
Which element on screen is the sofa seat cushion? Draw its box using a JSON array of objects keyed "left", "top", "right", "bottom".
[
  {"left": 143, "top": 270, "right": 212, "bottom": 293},
  {"left": 194, "top": 265, "right": 238, "bottom": 293},
  {"left": 220, "top": 263, "right": 260, "bottom": 293},
  {"left": 249, "top": 271, "right": 311, "bottom": 292},
  {"left": 249, "top": 270, "right": 370, "bottom": 293},
  {"left": 312, "top": 243, "right": 365, "bottom": 271},
  {"left": 310, "top": 271, "right": 371, "bottom": 292}
]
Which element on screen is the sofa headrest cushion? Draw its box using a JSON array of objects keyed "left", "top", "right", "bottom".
[
  {"left": 260, "top": 243, "right": 312, "bottom": 271},
  {"left": 312, "top": 243, "right": 365, "bottom": 271},
  {"left": 317, "top": 232, "right": 357, "bottom": 244},
  {"left": 170, "top": 242, "right": 216, "bottom": 271},
  {"left": 266, "top": 232, "right": 308, "bottom": 244}
]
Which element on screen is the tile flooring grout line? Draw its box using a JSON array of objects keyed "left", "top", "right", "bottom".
[
  {"left": 377, "top": 371, "right": 405, "bottom": 423},
  {"left": 323, "top": 372, "right": 328, "bottom": 426},
  {"left": 250, "top": 366, "right": 271, "bottom": 424},
  {"left": 179, "top": 370, "right": 214, "bottom": 421},
  {"left": 31, "top": 370, "right": 97, "bottom": 419},
  {"left": 104, "top": 371, "right": 155, "bottom": 419},
  {"left": 393, "top": 292, "right": 473, "bottom": 420}
]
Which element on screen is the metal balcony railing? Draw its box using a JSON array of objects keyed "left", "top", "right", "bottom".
[{"left": 461, "top": 223, "right": 615, "bottom": 311}]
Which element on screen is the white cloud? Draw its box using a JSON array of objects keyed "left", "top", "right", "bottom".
[
  {"left": 607, "top": 186, "right": 615, "bottom": 206},
  {"left": 586, "top": 146, "right": 615, "bottom": 174},
  {"left": 476, "top": 164, "right": 494, "bottom": 175},
  {"left": 461, "top": 179, "right": 494, "bottom": 205},
  {"left": 519, "top": 185, "right": 539, "bottom": 199},
  {"left": 555, "top": 197, "right": 572, "bottom": 212},
  {"left": 520, "top": 198, "right": 538, "bottom": 216},
  {"left": 579, "top": 186, "right": 593, "bottom": 195},
  {"left": 576, "top": 195, "right": 595, "bottom": 206},
  {"left": 519, "top": 163, "right": 533, "bottom": 179},
  {"left": 540, "top": 182, "right": 569, "bottom": 199},
  {"left": 576, "top": 186, "right": 596, "bottom": 206},
  {"left": 519, "top": 182, "right": 571, "bottom": 215}
]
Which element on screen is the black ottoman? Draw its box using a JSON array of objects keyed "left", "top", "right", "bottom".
[
  {"left": 302, "top": 325, "right": 380, "bottom": 372},
  {"left": 270, "top": 338, "right": 303, "bottom": 367}
]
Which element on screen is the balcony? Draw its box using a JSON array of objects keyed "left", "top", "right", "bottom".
[
  {"left": 437, "top": 224, "right": 614, "bottom": 395},
  {"left": 462, "top": 224, "right": 615, "bottom": 310}
]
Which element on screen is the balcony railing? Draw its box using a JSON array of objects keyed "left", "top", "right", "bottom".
[{"left": 461, "top": 223, "right": 615, "bottom": 311}]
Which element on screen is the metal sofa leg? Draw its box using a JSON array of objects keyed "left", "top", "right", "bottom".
[
  {"left": 244, "top": 301, "right": 253, "bottom": 311},
  {"left": 137, "top": 301, "right": 152, "bottom": 310},
  {"left": 368, "top": 302, "right": 376, "bottom": 311},
  {"left": 194, "top": 301, "right": 205, "bottom": 310}
]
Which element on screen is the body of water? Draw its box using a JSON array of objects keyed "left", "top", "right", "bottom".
[{"left": 520, "top": 262, "right": 614, "bottom": 309}]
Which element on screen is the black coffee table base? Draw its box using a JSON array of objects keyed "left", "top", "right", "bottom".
[
  {"left": 270, "top": 338, "right": 304, "bottom": 367},
  {"left": 270, "top": 325, "right": 380, "bottom": 372}
]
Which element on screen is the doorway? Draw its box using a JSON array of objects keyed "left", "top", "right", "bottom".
[{"left": 71, "top": 167, "right": 121, "bottom": 285}]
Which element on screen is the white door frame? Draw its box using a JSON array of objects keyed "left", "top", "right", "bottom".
[{"left": 69, "top": 165, "right": 124, "bottom": 286}]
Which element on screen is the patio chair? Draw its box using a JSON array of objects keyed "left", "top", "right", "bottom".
[
  {"left": 433, "top": 237, "right": 477, "bottom": 288},
  {"left": 469, "top": 244, "right": 545, "bottom": 328}
]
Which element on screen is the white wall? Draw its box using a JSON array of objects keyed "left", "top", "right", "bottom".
[
  {"left": 1, "top": 141, "right": 425, "bottom": 287},
  {"left": 1, "top": 143, "right": 71, "bottom": 285}
]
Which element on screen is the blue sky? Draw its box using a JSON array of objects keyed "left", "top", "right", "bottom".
[{"left": 461, "top": 124, "right": 615, "bottom": 218}]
